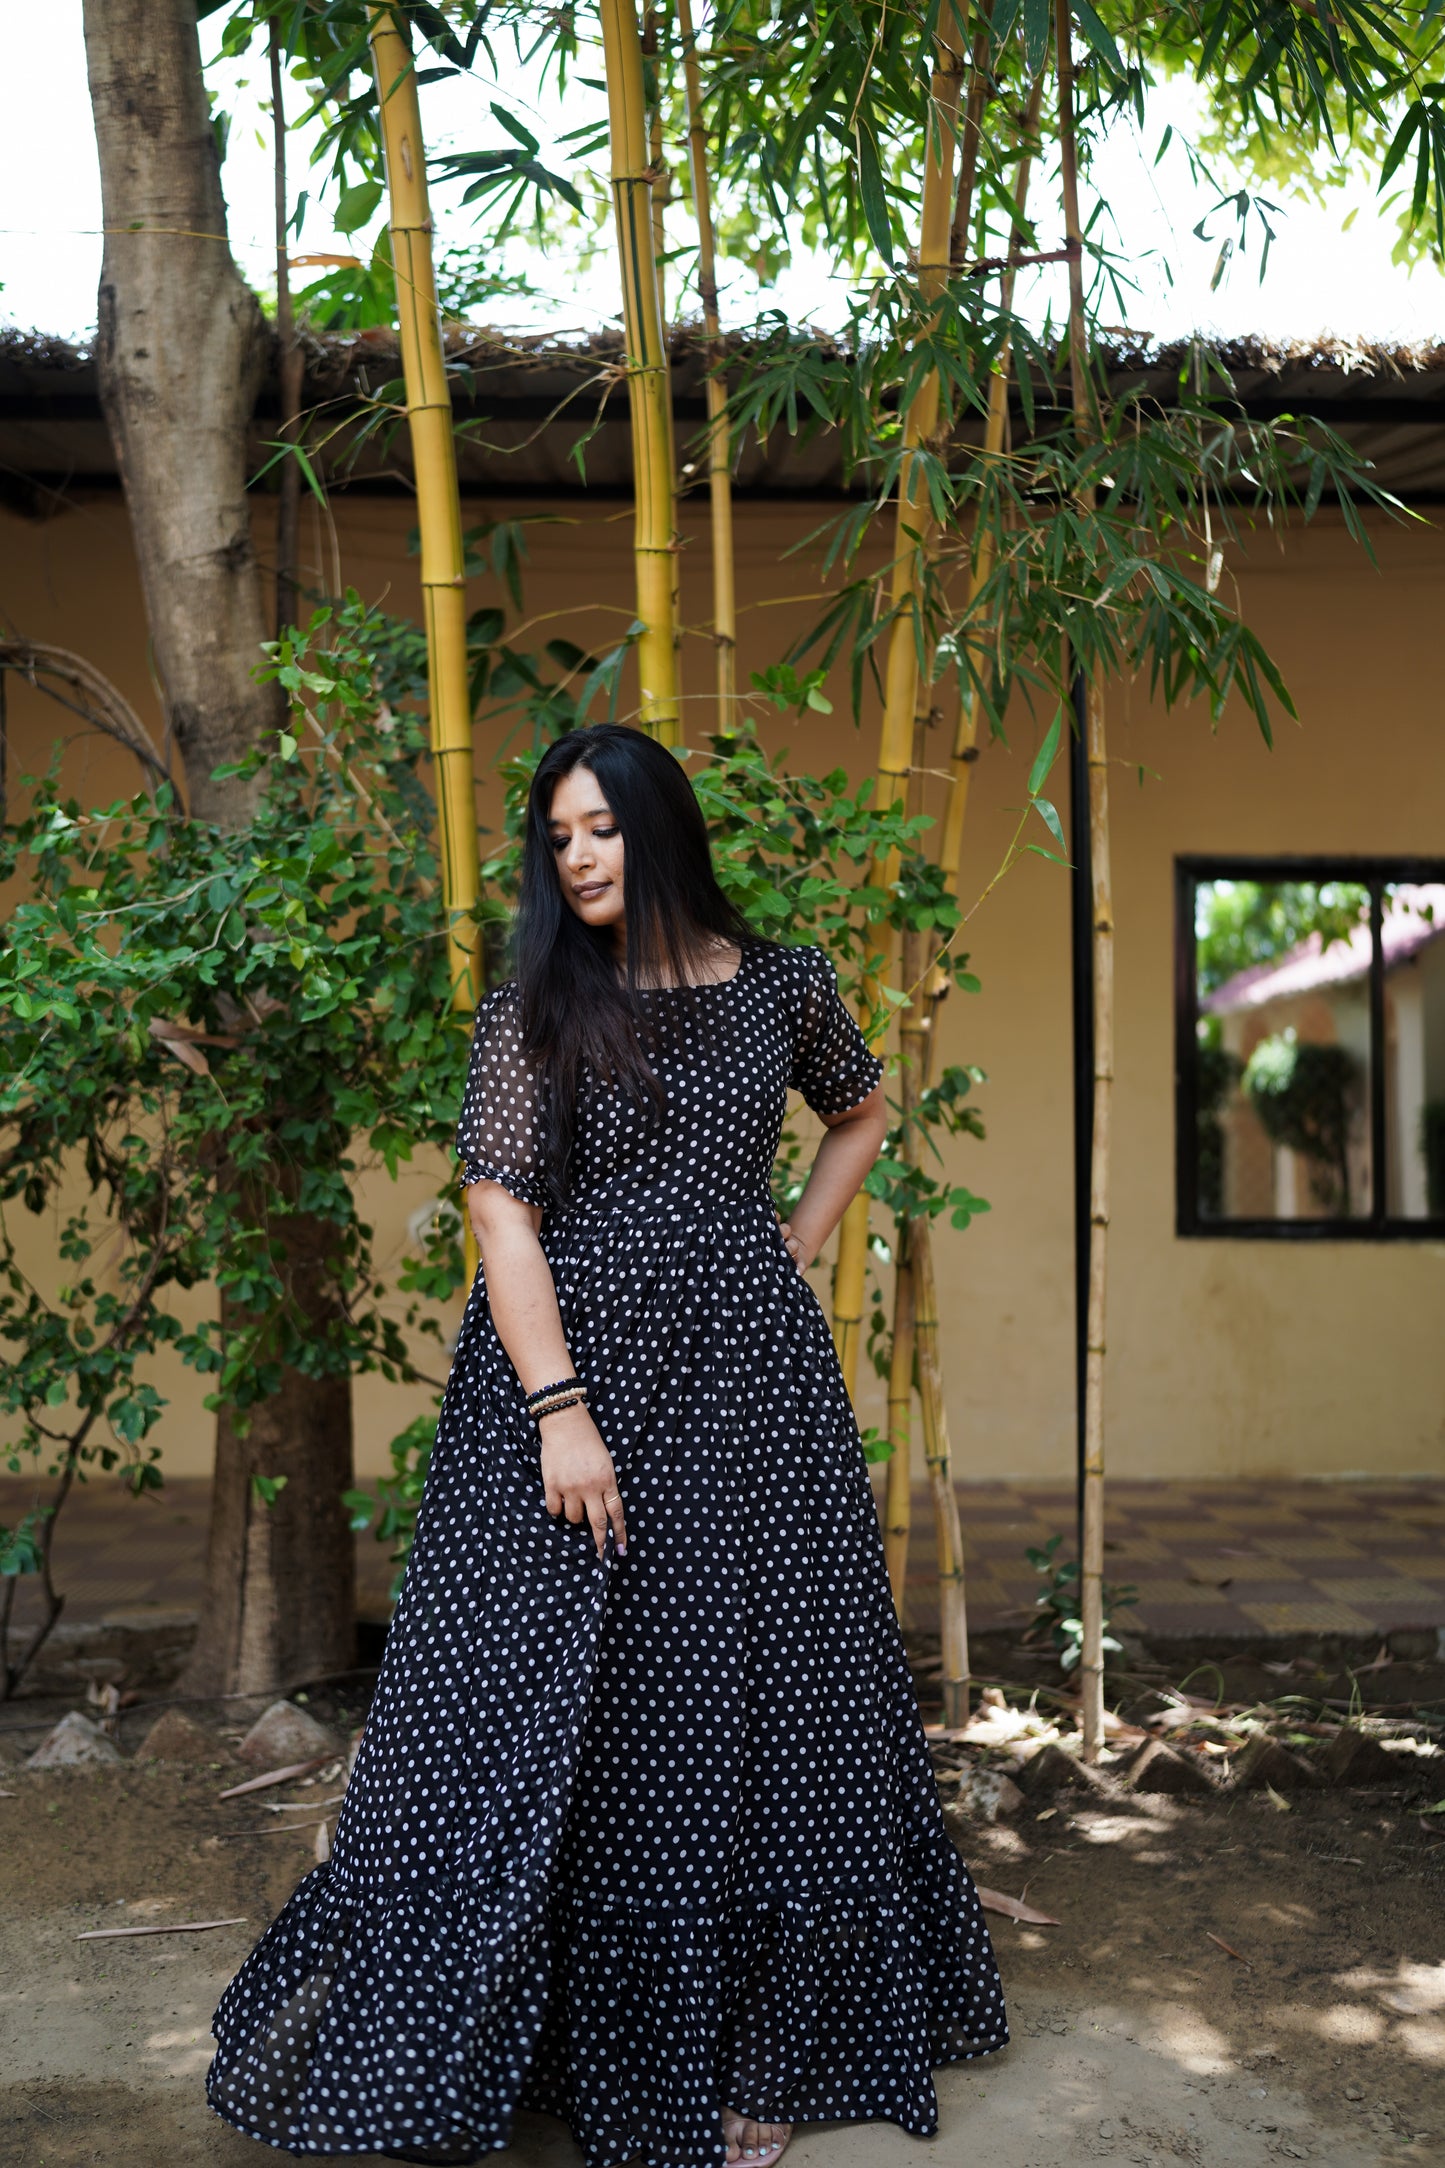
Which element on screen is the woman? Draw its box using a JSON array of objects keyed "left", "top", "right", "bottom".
[{"left": 208, "top": 723, "right": 1006, "bottom": 2166}]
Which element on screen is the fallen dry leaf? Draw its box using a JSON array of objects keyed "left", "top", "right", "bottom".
[
  {"left": 147, "top": 1017, "right": 241, "bottom": 1048},
  {"left": 315, "top": 1818, "right": 332, "bottom": 1863},
  {"left": 77, "top": 1917, "right": 246, "bottom": 1941},
  {"left": 1207, "top": 1931, "right": 1252, "bottom": 1968},
  {"left": 218, "top": 1756, "right": 331, "bottom": 1800},
  {"left": 148, "top": 1024, "right": 210, "bottom": 1076},
  {"left": 976, "top": 1886, "right": 1061, "bottom": 1927},
  {"left": 217, "top": 1819, "right": 333, "bottom": 1843}
]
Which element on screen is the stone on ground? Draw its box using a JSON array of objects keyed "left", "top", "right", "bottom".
[
  {"left": 1232, "top": 1735, "right": 1323, "bottom": 1791},
  {"left": 1018, "top": 1741, "right": 1109, "bottom": 1800},
  {"left": 1123, "top": 1736, "right": 1218, "bottom": 1795},
  {"left": 25, "top": 1711, "right": 123, "bottom": 1769},
  {"left": 135, "top": 1707, "right": 224, "bottom": 1764},
  {"left": 237, "top": 1699, "right": 338, "bottom": 1768},
  {"left": 942, "top": 1764, "right": 1025, "bottom": 1824},
  {"left": 1324, "top": 1728, "right": 1409, "bottom": 1786}
]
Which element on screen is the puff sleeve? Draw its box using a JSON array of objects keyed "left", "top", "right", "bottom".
[
  {"left": 787, "top": 946, "right": 884, "bottom": 1118},
  {"left": 455, "top": 983, "right": 549, "bottom": 1208}
]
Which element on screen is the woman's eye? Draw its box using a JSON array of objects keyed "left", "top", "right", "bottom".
[{"left": 594, "top": 825, "right": 619, "bottom": 839}]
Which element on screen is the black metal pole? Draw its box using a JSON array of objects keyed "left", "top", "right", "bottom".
[
  {"left": 1069, "top": 672, "right": 1092, "bottom": 1570},
  {"left": 1368, "top": 881, "right": 1386, "bottom": 1226}
]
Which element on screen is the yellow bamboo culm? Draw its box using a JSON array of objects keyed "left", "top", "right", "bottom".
[
  {"left": 369, "top": 7, "right": 483, "bottom": 1284},
  {"left": 929, "top": 72, "right": 1044, "bottom": 1002},
  {"left": 1055, "top": 0, "right": 1112, "bottom": 1763},
  {"left": 884, "top": 918, "right": 929, "bottom": 1611},
  {"left": 369, "top": 9, "right": 481, "bottom": 1018},
  {"left": 677, "top": 0, "right": 737, "bottom": 734},
  {"left": 831, "top": 9, "right": 967, "bottom": 1392},
  {"left": 912, "top": 1216, "right": 970, "bottom": 1724},
  {"left": 883, "top": 1221, "right": 916, "bottom": 1612},
  {"left": 644, "top": 11, "right": 683, "bottom": 710},
  {"left": 600, "top": 0, "right": 682, "bottom": 745}
]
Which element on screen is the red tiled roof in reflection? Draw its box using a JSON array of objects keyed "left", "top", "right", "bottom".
[{"left": 1204, "top": 883, "right": 1445, "bottom": 1015}]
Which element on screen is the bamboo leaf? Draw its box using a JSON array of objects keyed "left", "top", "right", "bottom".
[
  {"left": 1032, "top": 795, "right": 1067, "bottom": 851},
  {"left": 853, "top": 118, "right": 895, "bottom": 267},
  {"left": 1022, "top": 0, "right": 1051, "bottom": 75},
  {"left": 1026, "top": 709, "right": 1063, "bottom": 797},
  {"left": 1378, "top": 102, "right": 1423, "bottom": 190},
  {"left": 336, "top": 178, "right": 383, "bottom": 235},
  {"left": 1070, "top": 0, "right": 1125, "bottom": 79},
  {"left": 490, "top": 102, "right": 540, "bottom": 156}
]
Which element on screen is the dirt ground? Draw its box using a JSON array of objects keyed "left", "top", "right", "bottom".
[{"left": 2, "top": 1660, "right": 1443, "bottom": 2168}]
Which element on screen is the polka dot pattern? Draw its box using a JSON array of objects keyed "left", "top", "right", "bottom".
[{"left": 207, "top": 941, "right": 1007, "bottom": 2162}]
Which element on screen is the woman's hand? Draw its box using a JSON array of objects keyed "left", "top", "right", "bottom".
[
  {"left": 539, "top": 1402, "right": 628, "bottom": 1560},
  {"left": 777, "top": 1219, "right": 810, "bottom": 1272}
]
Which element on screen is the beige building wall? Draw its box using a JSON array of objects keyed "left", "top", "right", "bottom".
[{"left": 3, "top": 492, "right": 1443, "bottom": 1484}]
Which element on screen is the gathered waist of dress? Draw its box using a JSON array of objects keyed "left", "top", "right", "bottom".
[{"left": 546, "top": 1184, "right": 778, "bottom": 1236}]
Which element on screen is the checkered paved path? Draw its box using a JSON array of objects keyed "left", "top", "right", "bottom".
[
  {"left": 885, "top": 1478, "right": 1445, "bottom": 1642},
  {"left": 0, "top": 1477, "right": 399, "bottom": 1630},
  {"left": 2, "top": 1475, "right": 1442, "bottom": 1642}
]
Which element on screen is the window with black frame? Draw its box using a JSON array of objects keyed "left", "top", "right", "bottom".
[{"left": 1176, "top": 859, "right": 1445, "bottom": 1238}]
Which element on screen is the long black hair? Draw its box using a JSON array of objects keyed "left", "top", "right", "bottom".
[{"left": 513, "top": 724, "right": 761, "bottom": 1198}]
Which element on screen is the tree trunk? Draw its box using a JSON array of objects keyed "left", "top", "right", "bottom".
[
  {"left": 186, "top": 1191, "right": 356, "bottom": 1696},
  {"left": 270, "top": 19, "right": 306, "bottom": 637},
  {"left": 83, "top": 0, "right": 355, "bottom": 1695},
  {"left": 83, "top": 0, "right": 278, "bottom": 827}
]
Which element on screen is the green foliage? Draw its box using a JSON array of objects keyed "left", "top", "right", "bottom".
[
  {"left": 343, "top": 1405, "right": 438, "bottom": 1598},
  {"left": 1025, "top": 1533, "right": 1139, "bottom": 1673},
  {"left": 1195, "top": 879, "right": 1369, "bottom": 995},
  {"left": 1242, "top": 1030, "right": 1361, "bottom": 1211},
  {"left": 0, "top": 598, "right": 482, "bottom": 1644},
  {"left": 1195, "top": 1042, "right": 1242, "bottom": 1217}
]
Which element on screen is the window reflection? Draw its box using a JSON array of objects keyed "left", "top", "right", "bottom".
[
  {"left": 1195, "top": 880, "right": 1371, "bottom": 1223},
  {"left": 1382, "top": 884, "right": 1445, "bottom": 1219}
]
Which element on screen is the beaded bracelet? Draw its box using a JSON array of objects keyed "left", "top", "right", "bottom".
[{"left": 525, "top": 1375, "right": 588, "bottom": 1421}]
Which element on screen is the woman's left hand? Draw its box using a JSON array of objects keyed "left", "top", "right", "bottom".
[{"left": 778, "top": 1220, "right": 808, "bottom": 1272}]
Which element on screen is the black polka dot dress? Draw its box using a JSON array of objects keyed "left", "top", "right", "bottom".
[{"left": 208, "top": 941, "right": 1008, "bottom": 2162}]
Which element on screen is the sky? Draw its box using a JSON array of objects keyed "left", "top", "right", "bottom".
[{"left": 4, "top": 2, "right": 1444, "bottom": 352}]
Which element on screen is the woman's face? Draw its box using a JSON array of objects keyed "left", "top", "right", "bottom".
[{"left": 547, "top": 765, "right": 626, "bottom": 935}]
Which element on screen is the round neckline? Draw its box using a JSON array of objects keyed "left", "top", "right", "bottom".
[{"left": 632, "top": 942, "right": 749, "bottom": 995}]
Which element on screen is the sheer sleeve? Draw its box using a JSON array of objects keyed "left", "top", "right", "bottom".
[
  {"left": 788, "top": 946, "right": 884, "bottom": 1117},
  {"left": 455, "top": 983, "right": 549, "bottom": 1207}
]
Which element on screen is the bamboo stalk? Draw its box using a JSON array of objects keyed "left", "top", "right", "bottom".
[
  {"left": 883, "top": 698, "right": 932, "bottom": 1609},
  {"left": 369, "top": 9, "right": 481, "bottom": 1014},
  {"left": 949, "top": 12, "right": 993, "bottom": 262},
  {"left": 644, "top": 8, "right": 683, "bottom": 712},
  {"left": 677, "top": 0, "right": 737, "bottom": 734},
  {"left": 883, "top": 1216, "right": 915, "bottom": 1612},
  {"left": 884, "top": 917, "right": 929, "bottom": 1611},
  {"left": 871, "top": 11, "right": 967, "bottom": 908},
  {"left": 930, "top": 72, "right": 1043, "bottom": 1001},
  {"left": 269, "top": 22, "right": 305, "bottom": 634},
  {"left": 831, "top": 5, "right": 967, "bottom": 1394},
  {"left": 1055, "top": 0, "right": 1111, "bottom": 1762},
  {"left": 912, "top": 1213, "right": 970, "bottom": 1724},
  {"left": 600, "top": 0, "right": 682, "bottom": 745},
  {"left": 369, "top": 8, "right": 481, "bottom": 1289}
]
